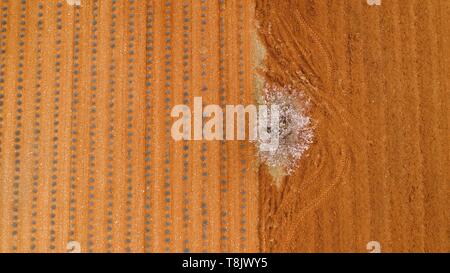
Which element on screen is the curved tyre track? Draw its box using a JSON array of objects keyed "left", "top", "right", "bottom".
[{"left": 256, "top": 0, "right": 356, "bottom": 251}]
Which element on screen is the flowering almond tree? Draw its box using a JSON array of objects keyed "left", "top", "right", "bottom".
[{"left": 255, "top": 84, "right": 314, "bottom": 176}]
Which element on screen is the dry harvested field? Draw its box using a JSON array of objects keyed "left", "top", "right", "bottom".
[{"left": 0, "top": 0, "right": 448, "bottom": 253}]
